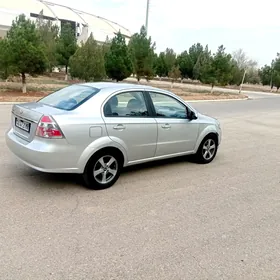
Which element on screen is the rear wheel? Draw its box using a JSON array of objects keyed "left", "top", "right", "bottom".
[
  {"left": 83, "top": 151, "right": 122, "bottom": 190},
  {"left": 194, "top": 135, "right": 218, "bottom": 164}
]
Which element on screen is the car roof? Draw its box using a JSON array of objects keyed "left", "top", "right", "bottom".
[
  {"left": 79, "top": 82, "right": 162, "bottom": 92},
  {"left": 74, "top": 81, "right": 196, "bottom": 112}
]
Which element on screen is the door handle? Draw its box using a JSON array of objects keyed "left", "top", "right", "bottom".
[
  {"left": 113, "top": 124, "right": 126, "bottom": 130},
  {"left": 161, "top": 123, "right": 171, "bottom": 129}
]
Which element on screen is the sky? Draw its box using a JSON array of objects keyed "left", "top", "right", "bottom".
[{"left": 51, "top": 0, "right": 280, "bottom": 67}]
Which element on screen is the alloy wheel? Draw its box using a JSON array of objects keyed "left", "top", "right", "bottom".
[
  {"left": 202, "top": 139, "right": 216, "bottom": 160},
  {"left": 93, "top": 155, "right": 118, "bottom": 184}
]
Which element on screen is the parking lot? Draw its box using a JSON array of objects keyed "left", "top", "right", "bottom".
[{"left": 1, "top": 92, "right": 280, "bottom": 279}]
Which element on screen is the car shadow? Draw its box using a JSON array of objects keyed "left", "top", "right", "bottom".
[
  {"left": 24, "top": 155, "right": 196, "bottom": 190},
  {"left": 26, "top": 171, "right": 84, "bottom": 190},
  {"left": 122, "top": 155, "right": 195, "bottom": 174}
]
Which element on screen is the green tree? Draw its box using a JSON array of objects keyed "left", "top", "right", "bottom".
[
  {"left": 197, "top": 45, "right": 233, "bottom": 91},
  {"left": 168, "top": 65, "right": 181, "bottom": 88},
  {"left": 272, "top": 72, "right": 280, "bottom": 91},
  {"left": 193, "top": 45, "right": 212, "bottom": 82},
  {"left": 105, "top": 31, "right": 132, "bottom": 82},
  {"left": 155, "top": 52, "right": 168, "bottom": 78},
  {"left": 259, "top": 65, "right": 272, "bottom": 86},
  {"left": 56, "top": 23, "right": 77, "bottom": 80},
  {"left": 102, "top": 36, "right": 111, "bottom": 57},
  {"left": 188, "top": 43, "right": 204, "bottom": 79},
  {"left": 261, "top": 54, "right": 280, "bottom": 90},
  {"left": 5, "top": 14, "right": 46, "bottom": 93},
  {"left": 176, "top": 51, "right": 193, "bottom": 79},
  {"left": 273, "top": 53, "right": 280, "bottom": 72},
  {"left": 211, "top": 45, "right": 233, "bottom": 86},
  {"left": 165, "top": 48, "right": 176, "bottom": 73},
  {"left": 229, "top": 60, "right": 243, "bottom": 86},
  {"left": 128, "top": 25, "right": 155, "bottom": 82},
  {"left": 69, "top": 34, "right": 106, "bottom": 82},
  {"left": 198, "top": 55, "right": 216, "bottom": 91},
  {"left": 152, "top": 52, "right": 158, "bottom": 77},
  {"left": 0, "top": 39, "right": 11, "bottom": 80},
  {"left": 36, "top": 17, "right": 59, "bottom": 73}
]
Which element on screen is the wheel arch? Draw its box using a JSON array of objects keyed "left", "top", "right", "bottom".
[
  {"left": 204, "top": 132, "right": 219, "bottom": 144},
  {"left": 91, "top": 146, "right": 125, "bottom": 165},
  {"left": 77, "top": 137, "right": 128, "bottom": 173},
  {"left": 194, "top": 128, "right": 219, "bottom": 153}
]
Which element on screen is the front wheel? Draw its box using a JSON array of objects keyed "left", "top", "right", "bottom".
[
  {"left": 194, "top": 136, "right": 218, "bottom": 164},
  {"left": 83, "top": 152, "right": 122, "bottom": 190}
]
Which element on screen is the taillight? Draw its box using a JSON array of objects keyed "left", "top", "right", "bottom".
[{"left": 36, "top": 115, "right": 64, "bottom": 139}]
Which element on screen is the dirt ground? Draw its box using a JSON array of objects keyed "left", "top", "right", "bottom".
[
  {"left": 0, "top": 89, "right": 247, "bottom": 103},
  {"left": 0, "top": 76, "right": 248, "bottom": 102},
  {"left": 0, "top": 90, "right": 48, "bottom": 102}
]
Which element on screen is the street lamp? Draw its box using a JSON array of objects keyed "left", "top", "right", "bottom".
[{"left": 145, "top": 0, "right": 150, "bottom": 35}]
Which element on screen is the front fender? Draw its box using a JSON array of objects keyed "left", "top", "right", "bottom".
[
  {"left": 194, "top": 124, "right": 219, "bottom": 152},
  {"left": 77, "top": 136, "right": 128, "bottom": 173}
]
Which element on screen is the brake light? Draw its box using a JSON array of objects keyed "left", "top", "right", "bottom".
[{"left": 36, "top": 115, "right": 64, "bottom": 139}]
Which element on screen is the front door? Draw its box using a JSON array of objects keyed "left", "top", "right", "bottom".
[
  {"left": 103, "top": 91, "right": 157, "bottom": 162},
  {"left": 147, "top": 91, "right": 199, "bottom": 157}
]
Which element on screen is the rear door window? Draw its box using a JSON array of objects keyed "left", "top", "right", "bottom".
[
  {"left": 104, "top": 91, "right": 149, "bottom": 117},
  {"left": 38, "top": 84, "right": 100, "bottom": 110}
]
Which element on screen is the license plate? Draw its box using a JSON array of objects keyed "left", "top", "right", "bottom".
[{"left": 15, "top": 118, "right": 30, "bottom": 133}]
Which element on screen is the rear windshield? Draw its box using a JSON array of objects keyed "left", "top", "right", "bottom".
[{"left": 38, "top": 84, "right": 100, "bottom": 110}]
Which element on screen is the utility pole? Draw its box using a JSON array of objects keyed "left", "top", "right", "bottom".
[
  {"left": 145, "top": 0, "right": 150, "bottom": 36},
  {"left": 239, "top": 68, "right": 247, "bottom": 94}
]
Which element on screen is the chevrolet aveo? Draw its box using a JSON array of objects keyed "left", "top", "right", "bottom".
[{"left": 6, "top": 82, "right": 222, "bottom": 190}]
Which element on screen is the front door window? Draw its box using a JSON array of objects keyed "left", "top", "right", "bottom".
[{"left": 149, "top": 92, "right": 188, "bottom": 119}]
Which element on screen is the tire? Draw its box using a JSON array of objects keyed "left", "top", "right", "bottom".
[
  {"left": 194, "top": 134, "right": 218, "bottom": 164},
  {"left": 82, "top": 150, "right": 122, "bottom": 190}
]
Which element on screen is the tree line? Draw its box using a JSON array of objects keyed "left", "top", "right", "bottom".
[
  {"left": 259, "top": 54, "right": 280, "bottom": 91},
  {"left": 0, "top": 14, "right": 278, "bottom": 93}
]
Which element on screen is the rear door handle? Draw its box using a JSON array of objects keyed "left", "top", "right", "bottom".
[
  {"left": 161, "top": 123, "right": 171, "bottom": 129},
  {"left": 113, "top": 124, "right": 126, "bottom": 131}
]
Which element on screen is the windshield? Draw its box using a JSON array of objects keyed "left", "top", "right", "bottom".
[{"left": 38, "top": 84, "right": 100, "bottom": 110}]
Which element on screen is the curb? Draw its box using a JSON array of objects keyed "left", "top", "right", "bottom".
[
  {"left": 185, "top": 97, "right": 249, "bottom": 103},
  {"left": 0, "top": 97, "right": 249, "bottom": 105},
  {"left": 0, "top": 102, "right": 26, "bottom": 105}
]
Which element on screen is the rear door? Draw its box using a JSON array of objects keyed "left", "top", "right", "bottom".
[
  {"left": 146, "top": 91, "right": 200, "bottom": 157},
  {"left": 102, "top": 90, "right": 157, "bottom": 162}
]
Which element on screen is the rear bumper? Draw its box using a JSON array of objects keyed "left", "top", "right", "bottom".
[{"left": 5, "top": 128, "right": 82, "bottom": 173}]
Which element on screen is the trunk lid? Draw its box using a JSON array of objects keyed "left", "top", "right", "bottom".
[{"left": 11, "top": 102, "right": 66, "bottom": 142}]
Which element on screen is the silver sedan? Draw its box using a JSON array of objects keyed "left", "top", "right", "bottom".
[{"left": 5, "top": 82, "right": 222, "bottom": 189}]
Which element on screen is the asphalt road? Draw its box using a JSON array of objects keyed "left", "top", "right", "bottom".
[{"left": 1, "top": 92, "right": 280, "bottom": 279}]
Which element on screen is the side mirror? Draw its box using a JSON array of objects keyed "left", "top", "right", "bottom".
[{"left": 189, "top": 110, "right": 198, "bottom": 120}]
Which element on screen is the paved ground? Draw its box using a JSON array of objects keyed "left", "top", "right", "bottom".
[{"left": 1, "top": 93, "right": 280, "bottom": 279}]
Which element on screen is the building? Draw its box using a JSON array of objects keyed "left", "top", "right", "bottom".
[{"left": 0, "top": 0, "right": 132, "bottom": 44}]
